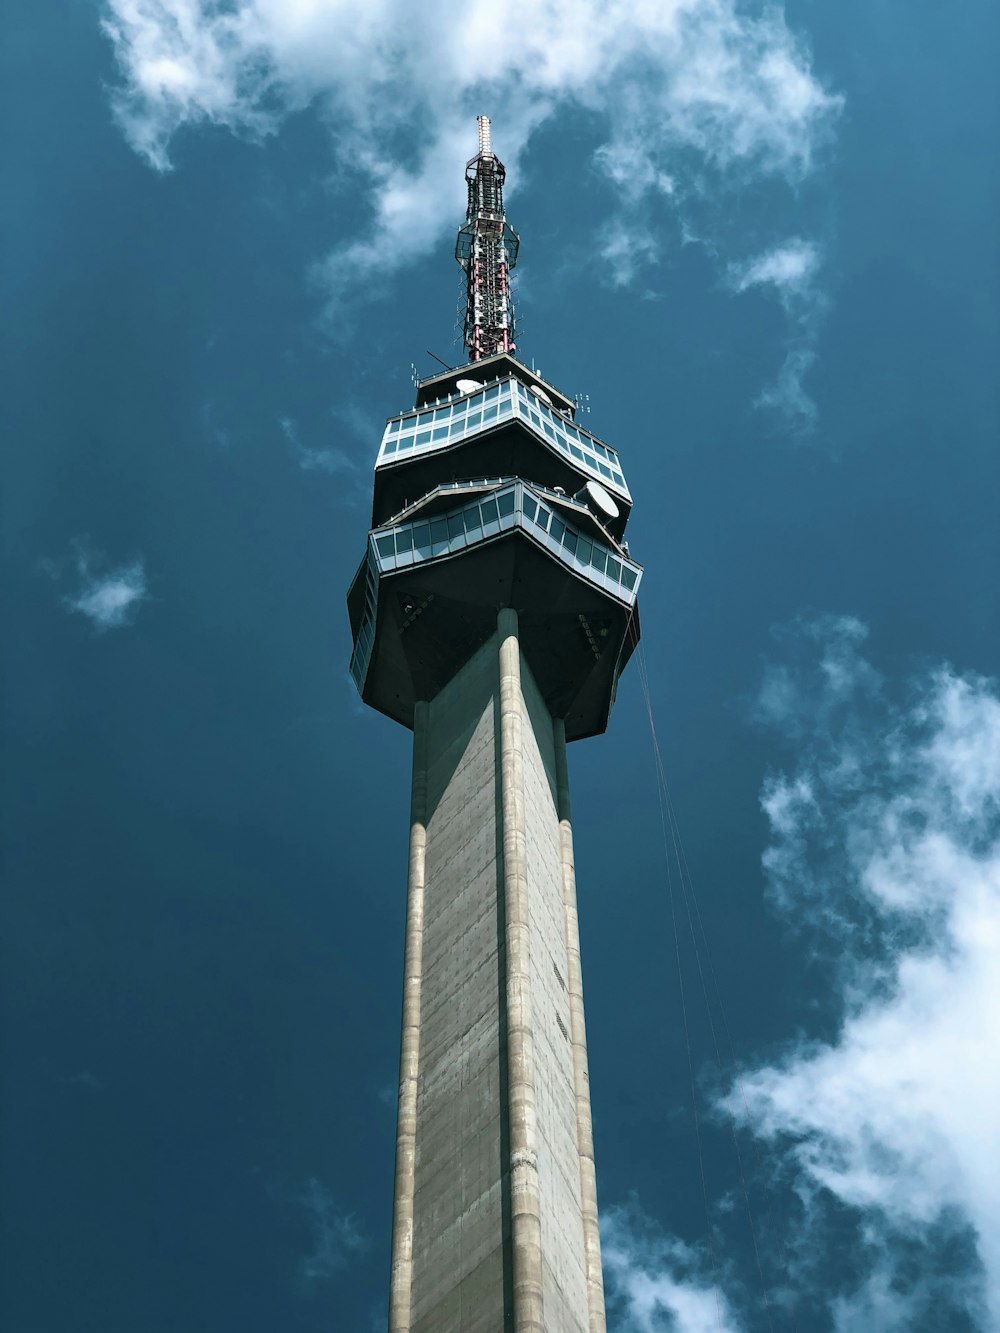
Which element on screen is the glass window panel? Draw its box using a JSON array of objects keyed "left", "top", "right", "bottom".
[
  {"left": 562, "top": 528, "right": 578, "bottom": 555},
  {"left": 569, "top": 443, "right": 584, "bottom": 461},
  {"left": 431, "top": 426, "right": 449, "bottom": 441},
  {"left": 483, "top": 404, "right": 499, "bottom": 421},
  {"left": 612, "top": 471, "right": 624, "bottom": 486},
  {"left": 395, "top": 528, "right": 413, "bottom": 553},
  {"left": 576, "top": 536, "right": 592, "bottom": 564},
  {"left": 622, "top": 567, "right": 638, "bottom": 591},
  {"left": 589, "top": 547, "right": 607, "bottom": 574},
  {"left": 415, "top": 431, "right": 432, "bottom": 447},
  {"left": 497, "top": 490, "right": 515, "bottom": 517},
  {"left": 431, "top": 518, "right": 448, "bottom": 544},
  {"left": 523, "top": 496, "right": 538, "bottom": 522},
  {"left": 447, "top": 513, "right": 465, "bottom": 539},
  {"left": 481, "top": 497, "right": 499, "bottom": 524},
  {"left": 607, "top": 557, "right": 622, "bottom": 583},
  {"left": 413, "top": 523, "right": 431, "bottom": 555},
  {"left": 598, "top": 462, "right": 613, "bottom": 479},
  {"left": 550, "top": 517, "right": 566, "bottom": 542},
  {"left": 542, "top": 420, "right": 556, "bottom": 440},
  {"left": 388, "top": 419, "right": 401, "bottom": 434},
  {"left": 375, "top": 533, "right": 395, "bottom": 558},
  {"left": 383, "top": 438, "right": 398, "bottom": 454},
  {"left": 464, "top": 508, "right": 482, "bottom": 536},
  {"left": 484, "top": 384, "right": 500, "bottom": 402}
]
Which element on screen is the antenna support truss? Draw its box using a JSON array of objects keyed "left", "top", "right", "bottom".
[{"left": 455, "top": 116, "right": 520, "bottom": 362}]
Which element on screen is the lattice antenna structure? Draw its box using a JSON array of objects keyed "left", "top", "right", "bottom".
[{"left": 455, "top": 115, "right": 520, "bottom": 362}]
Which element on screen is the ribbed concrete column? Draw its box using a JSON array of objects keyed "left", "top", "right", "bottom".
[
  {"left": 388, "top": 700, "right": 429, "bottom": 1333},
  {"left": 497, "top": 609, "right": 545, "bottom": 1333},
  {"left": 554, "top": 718, "right": 607, "bottom": 1332}
]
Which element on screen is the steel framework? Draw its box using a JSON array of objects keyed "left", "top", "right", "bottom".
[{"left": 455, "top": 116, "right": 520, "bottom": 361}]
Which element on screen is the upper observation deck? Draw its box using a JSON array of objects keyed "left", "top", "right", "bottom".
[{"left": 372, "top": 362, "right": 632, "bottom": 538}]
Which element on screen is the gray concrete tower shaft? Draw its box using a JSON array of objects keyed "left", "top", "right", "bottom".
[{"left": 387, "top": 611, "right": 606, "bottom": 1333}]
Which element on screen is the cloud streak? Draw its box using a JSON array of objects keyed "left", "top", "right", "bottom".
[
  {"left": 279, "top": 415, "right": 356, "bottom": 476},
  {"left": 729, "top": 238, "right": 827, "bottom": 431},
  {"left": 297, "top": 1177, "right": 367, "bottom": 1287},
  {"left": 64, "top": 548, "right": 148, "bottom": 630}
]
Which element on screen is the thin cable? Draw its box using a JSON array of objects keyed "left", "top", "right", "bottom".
[
  {"left": 661, "top": 771, "right": 794, "bottom": 1331},
  {"left": 629, "top": 621, "right": 725, "bottom": 1333},
  {"left": 635, "top": 640, "right": 778, "bottom": 1332}
]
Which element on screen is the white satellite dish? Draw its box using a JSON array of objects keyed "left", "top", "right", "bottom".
[
  {"left": 456, "top": 378, "right": 482, "bottom": 396},
  {"left": 529, "top": 384, "right": 552, "bottom": 407},
  {"left": 577, "top": 479, "right": 620, "bottom": 521}
]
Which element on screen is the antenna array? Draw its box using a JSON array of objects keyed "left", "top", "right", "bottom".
[{"left": 454, "top": 116, "right": 521, "bottom": 361}]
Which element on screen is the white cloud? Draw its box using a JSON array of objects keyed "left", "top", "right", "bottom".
[
  {"left": 729, "top": 238, "right": 826, "bottom": 431},
  {"left": 602, "top": 1200, "right": 741, "bottom": 1333},
  {"left": 599, "top": 217, "right": 661, "bottom": 291},
  {"left": 101, "top": 0, "right": 840, "bottom": 308},
  {"left": 607, "top": 623, "right": 998, "bottom": 1330},
  {"left": 65, "top": 550, "right": 147, "bottom": 629},
  {"left": 734, "top": 622, "right": 1000, "bottom": 1328},
  {"left": 729, "top": 237, "right": 819, "bottom": 295}
]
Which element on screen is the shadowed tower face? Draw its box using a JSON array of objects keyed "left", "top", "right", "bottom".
[{"left": 347, "top": 117, "right": 641, "bottom": 1333}]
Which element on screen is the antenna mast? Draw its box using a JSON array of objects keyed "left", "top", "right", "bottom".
[{"left": 455, "top": 116, "right": 520, "bottom": 361}]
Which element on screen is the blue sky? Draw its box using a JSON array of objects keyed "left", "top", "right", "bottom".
[{"left": 2, "top": 2, "right": 998, "bottom": 1330}]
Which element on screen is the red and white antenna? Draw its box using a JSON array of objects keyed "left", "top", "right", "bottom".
[{"left": 455, "top": 116, "right": 520, "bottom": 362}]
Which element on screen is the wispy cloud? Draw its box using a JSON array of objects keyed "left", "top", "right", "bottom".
[
  {"left": 728, "top": 238, "right": 827, "bottom": 431},
  {"left": 279, "top": 415, "right": 356, "bottom": 476},
  {"left": 100, "top": 1, "right": 841, "bottom": 315},
  {"left": 61, "top": 546, "right": 148, "bottom": 630},
  {"left": 297, "top": 1177, "right": 367, "bottom": 1287}
]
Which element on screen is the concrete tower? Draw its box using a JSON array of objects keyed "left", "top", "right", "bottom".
[{"left": 348, "top": 117, "right": 642, "bottom": 1333}]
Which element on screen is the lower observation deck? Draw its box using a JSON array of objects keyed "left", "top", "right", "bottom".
[{"left": 348, "top": 479, "right": 642, "bottom": 741}]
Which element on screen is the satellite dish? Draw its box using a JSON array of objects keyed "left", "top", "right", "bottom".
[
  {"left": 529, "top": 384, "right": 552, "bottom": 407},
  {"left": 456, "top": 378, "right": 482, "bottom": 396},
  {"left": 576, "top": 479, "right": 620, "bottom": 521}
]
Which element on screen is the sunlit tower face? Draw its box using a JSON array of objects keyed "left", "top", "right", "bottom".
[{"left": 348, "top": 117, "right": 641, "bottom": 1333}]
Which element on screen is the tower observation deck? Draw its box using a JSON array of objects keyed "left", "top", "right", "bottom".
[{"left": 348, "top": 117, "right": 641, "bottom": 1333}]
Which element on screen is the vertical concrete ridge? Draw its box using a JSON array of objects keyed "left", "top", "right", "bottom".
[
  {"left": 389, "top": 700, "right": 430, "bottom": 1332},
  {"left": 554, "top": 719, "right": 607, "bottom": 1332},
  {"left": 497, "top": 608, "right": 546, "bottom": 1333}
]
